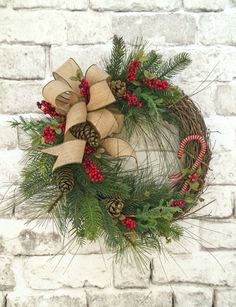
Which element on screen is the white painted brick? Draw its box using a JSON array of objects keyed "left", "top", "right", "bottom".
[
  {"left": 184, "top": 0, "right": 227, "bottom": 11},
  {"left": 24, "top": 255, "right": 112, "bottom": 289},
  {"left": 0, "top": 219, "right": 63, "bottom": 255},
  {"left": 199, "top": 13, "right": 236, "bottom": 45},
  {"left": 69, "top": 239, "right": 109, "bottom": 255},
  {"left": 0, "top": 150, "right": 23, "bottom": 183},
  {"left": 13, "top": 0, "right": 88, "bottom": 10},
  {"left": 67, "top": 12, "right": 112, "bottom": 44},
  {"left": 173, "top": 285, "right": 213, "bottom": 307},
  {"left": 215, "top": 289, "right": 236, "bottom": 307},
  {"left": 86, "top": 288, "right": 172, "bottom": 307},
  {"left": 0, "top": 116, "right": 18, "bottom": 149},
  {"left": 205, "top": 116, "right": 236, "bottom": 152},
  {"left": 0, "top": 257, "right": 15, "bottom": 290},
  {"left": 50, "top": 45, "right": 110, "bottom": 74},
  {"left": 112, "top": 14, "right": 196, "bottom": 45},
  {"left": 152, "top": 251, "right": 236, "bottom": 286},
  {"left": 161, "top": 219, "right": 200, "bottom": 254},
  {"left": 0, "top": 0, "right": 6, "bottom": 7},
  {"left": 0, "top": 185, "right": 16, "bottom": 218},
  {"left": 0, "top": 81, "right": 42, "bottom": 113},
  {"left": 200, "top": 220, "right": 236, "bottom": 249},
  {"left": 215, "top": 82, "right": 236, "bottom": 115},
  {"left": 113, "top": 260, "right": 150, "bottom": 289},
  {"left": 0, "top": 46, "right": 45, "bottom": 80},
  {"left": 0, "top": 292, "right": 5, "bottom": 307},
  {"left": 7, "top": 291, "right": 87, "bottom": 307},
  {"left": 163, "top": 46, "right": 236, "bottom": 82},
  {"left": 194, "top": 186, "right": 234, "bottom": 218},
  {"left": 90, "top": 0, "right": 181, "bottom": 11},
  {"left": 210, "top": 152, "right": 236, "bottom": 185},
  {"left": 0, "top": 10, "right": 67, "bottom": 45},
  {"left": 177, "top": 82, "right": 216, "bottom": 116}
]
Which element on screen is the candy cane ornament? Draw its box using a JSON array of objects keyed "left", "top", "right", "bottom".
[
  {"left": 178, "top": 135, "right": 207, "bottom": 193},
  {"left": 168, "top": 135, "right": 207, "bottom": 191}
]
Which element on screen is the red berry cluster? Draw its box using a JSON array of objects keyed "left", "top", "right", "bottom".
[
  {"left": 42, "top": 125, "right": 57, "bottom": 142},
  {"left": 82, "top": 157, "right": 105, "bottom": 183},
  {"left": 171, "top": 199, "right": 185, "bottom": 207},
  {"left": 127, "top": 60, "right": 141, "bottom": 82},
  {"left": 142, "top": 79, "right": 169, "bottom": 91},
  {"left": 122, "top": 218, "right": 137, "bottom": 232},
  {"left": 124, "top": 91, "right": 143, "bottom": 108},
  {"left": 58, "top": 122, "right": 65, "bottom": 132},
  {"left": 188, "top": 173, "right": 199, "bottom": 182},
  {"left": 84, "top": 144, "right": 96, "bottom": 155},
  {"left": 37, "top": 100, "right": 64, "bottom": 117},
  {"left": 80, "top": 79, "right": 90, "bottom": 103}
]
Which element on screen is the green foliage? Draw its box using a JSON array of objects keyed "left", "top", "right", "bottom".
[
  {"left": 80, "top": 194, "right": 102, "bottom": 240},
  {"left": 105, "top": 35, "right": 127, "bottom": 80},
  {"left": 157, "top": 52, "right": 191, "bottom": 79}
]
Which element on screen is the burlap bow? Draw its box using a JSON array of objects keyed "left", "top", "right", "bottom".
[{"left": 41, "top": 58, "right": 135, "bottom": 170}]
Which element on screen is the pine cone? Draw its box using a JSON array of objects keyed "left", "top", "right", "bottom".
[
  {"left": 105, "top": 195, "right": 124, "bottom": 218},
  {"left": 55, "top": 166, "right": 74, "bottom": 193},
  {"left": 70, "top": 122, "right": 100, "bottom": 148},
  {"left": 110, "top": 80, "right": 126, "bottom": 99}
]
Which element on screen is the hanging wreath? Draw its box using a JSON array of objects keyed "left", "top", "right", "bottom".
[{"left": 11, "top": 36, "right": 211, "bottom": 267}]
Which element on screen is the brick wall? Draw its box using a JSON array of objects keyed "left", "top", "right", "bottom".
[{"left": 0, "top": 0, "right": 236, "bottom": 306}]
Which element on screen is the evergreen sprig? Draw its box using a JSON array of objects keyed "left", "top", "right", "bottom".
[
  {"left": 105, "top": 35, "right": 127, "bottom": 80},
  {"left": 157, "top": 52, "right": 191, "bottom": 79}
]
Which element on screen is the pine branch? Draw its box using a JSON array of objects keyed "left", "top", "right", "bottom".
[
  {"left": 47, "top": 192, "right": 63, "bottom": 213},
  {"left": 157, "top": 52, "right": 191, "bottom": 79},
  {"left": 105, "top": 35, "right": 127, "bottom": 80},
  {"left": 80, "top": 195, "right": 102, "bottom": 241}
]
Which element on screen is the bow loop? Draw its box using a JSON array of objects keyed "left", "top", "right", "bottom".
[{"left": 41, "top": 58, "right": 136, "bottom": 171}]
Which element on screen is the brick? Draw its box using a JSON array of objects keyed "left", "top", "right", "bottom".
[
  {"left": 50, "top": 45, "right": 110, "bottom": 73},
  {"left": 215, "top": 289, "right": 236, "bottom": 307},
  {"left": 0, "top": 150, "right": 23, "bottom": 183},
  {"left": 177, "top": 81, "right": 216, "bottom": 116},
  {"left": 161, "top": 219, "right": 200, "bottom": 254},
  {"left": 200, "top": 220, "right": 236, "bottom": 249},
  {"left": 0, "top": 257, "right": 15, "bottom": 290},
  {"left": 112, "top": 14, "right": 196, "bottom": 45},
  {"left": 0, "top": 81, "right": 43, "bottom": 113},
  {"left": 69, "top": 239, "right": 109, "bottom": 255},
  {"left": 86, "top": 288, "right": 172, "bottom": 307},
  {"left": 0, "top": 116, "right": 18, "bottom": 149},
  {"left": 0, "top": 219, "right": 62, "bottom": 256},
  {"left": 210, "top": 152, "right": 236, "bottom": 185},
  {"left": 183, "top": 0, "right": 227, "bottom": 11},
  {"left": 0, "top": 10, "right": 66, "bottom": 45},
  {"left": 24, "top": 255, "right": 112, "bottom": 289},
  {"left": 90, "top": 0, "right": 181, "bottom": 11},
  {"left": 0, "top": 186, "right": 16, "bottom": 218},
  {"left": 152, "top": 251, "right": 236, "bottom": 286},
  {"left": 215, "top": 82, "right": 236, "bottom": 115},
  {"left": 205, "top": 116, "right": 236, "bottom": 152},
  {"left": 173, "top": 285, "right": 213, "bottom": 307},
  {"left": 0, "top": 292, "right": 5, "bottom": 307},
  {"left": 67, "top": 12, "right": 112, "bottom": 44},
  {"left": 0, "top": 0, "right": 6, "bottom": 7},
  {"left": 199, "top": 13, "right": 236, "bottom": 45},
  {"left": 194, "top": 186, "right": 234, "bottom": 218},
  {"left": 13, "top": 0, "right": 88, "bottom": 10},
  {"left": 163, "top": 46, "right": 236, "bottom": 82},
  {"left": 113, "top": 260, "right": 150, "bottom": 289},
  {"left": 7, "top": 291, "right": 87, "bottom": 307},
  {"left": 0, "top": 46, "right": 45, "bottom": 80}
]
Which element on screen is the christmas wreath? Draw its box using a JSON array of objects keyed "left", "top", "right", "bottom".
[{"left": 10, "top": 36, "right": 211, "bottom": 266}]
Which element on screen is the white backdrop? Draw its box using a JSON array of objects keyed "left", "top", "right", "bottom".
[{"left": 0, "top": 0, "right": 236, "bottom": 306}]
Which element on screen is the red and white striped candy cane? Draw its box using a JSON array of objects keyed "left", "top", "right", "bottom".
[{"left": 178, "top": 134, "right": 207, "bottom": 193}]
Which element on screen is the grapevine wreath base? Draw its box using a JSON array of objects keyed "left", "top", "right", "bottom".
[{"left": 10, "top": 36, "right": 211, "bottom": 266}]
